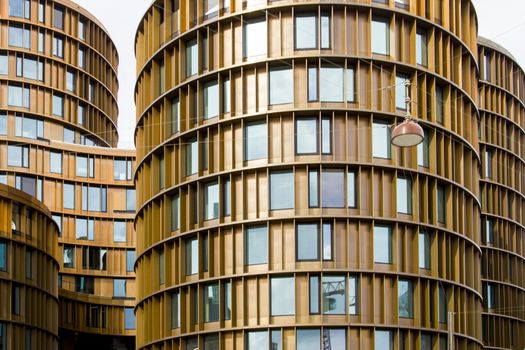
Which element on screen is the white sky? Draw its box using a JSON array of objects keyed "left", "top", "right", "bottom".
[{"left": 71, "top": 0, "right": 525, "bottom": 150}]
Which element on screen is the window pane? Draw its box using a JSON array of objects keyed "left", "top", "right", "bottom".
[
  {"left": 309, "top": 276, "right": 319, "bottom": 314},
  {"left": 204, "top": 283, "right": 219, "bottom": 322},
  {"left": 269, "top": 67, "right": 293, "bottom": 105},
  {"left": 396, "top": 75, "right": 408, "bottom": 109},
  {"left": 296, "top": 223, "right": 318, "bottom": 261},
  {"left": 347, "top": 171, "right": 356, "bottom": 207},
  {"left": 419, "top": 231, "right": 430, "bottom": 269},
  {"left": 186, "top": 139, "right": 198, "bottom": 175},
  {"left": 246, "top": 331, "right": 268, "bottom": 350},
  {"left": 375, "top": 331, "right": 392, "bottom": 350},
  {"left": 439, "top": 286, "right": 447, "bottom": 322},
  {"left": 50, "top": 152, "right": 62, "bottom": 174},
  {"left": 308, "top": 170, "right": 319, "bottom": 207},
  {"left": 322, "top": 223, "right": 332, "bottom": 260},
  {"left": 0, "top": 114, "right": 6, "bottom": 135},
  {"left": 320, "top": 66, "right": 343, "bottom": 102},
  {"left": 52, "top": 95, "right": 64, "bottom": 117},
  {"left": 246, "top": 226, "right": 267, "bottom": 265},
  {"left": 66, "top": 70, "right": 76, "bottom": 92},
  {"left": 323, "top": 275, "right": 345, "bottom": 314},
  {"left": 296, "top": 118, "right": 317, "bottom": 154},
  {"left": 398, "top": 279, "right": 413, "bottom": 317},
  {"left": 416, "top": 28, "right": 428, "bottom": 66},
  {"left": 171, "top": 291, "right": 180, "bottom": 328},
  {"left": 421, "top": 334, "right": 432, "bottom": 350},
  {"left": 63, "top": 183, "right": 75, "bottom": 209},
  {"left": 296, "top": 329, "right": 320, "bottom": 350},
  {"left": 124, "top": 308, "right": 135, "bottom": 330},
  {"left": 374, "top": 225, "right": 391, "bottom": 263},
  {"left": 244, "top": 121, "right": 267, "bottom": 160},
  {"left": 114, "top": 221, "right": 127, "bottom": 242},
  {"left": 204, "top": 80, "right": 219, "bottom": 119},
  {"left": 323, "top": 329, "right": 346, "bottom": 349},
  {"left": 436, "top": 86, "right": 444, "bottom": 123},
  {"left": 346, "top": 68, "right": 355, "bottom": 102},
  {"left": 321, "top": 118, "right": 331, "bottom": 154},
  {"left": 204, "top": 182, "right": 219, "bottom": 220},
  {"left": 308, "top": 65, "right": 318, "bottom": 101},
  {"left": 126, "top": 250, "right": 135, "bottom": 272},
  {"left": 271, "top": 330, "right": 282, "bottom": 350},
  {"left": 223, "top": 180, "right": 231, "bottom": 216},
  {"left": 320, "top": 15, "right": 330, "bottom": 49},
  {"left": 186, "top": 39, "right": 198, "bottom": 77},
  {"left": 396, "top": 177, "right": 412, "bottom": 214},
  {"left": 295, "top": 16, "right": 316, "bottom": 49},
  {"left": 171, "top": 195, "right": 180, "bottom": 230},
  {"left": 186, "top": 237, "right": 198, "bottom": 275},
  {"left": 349, "top": 276, "right": 358, "bottom": 314},
  {"left": 171, "top": 97, "right": 180, "bottom": 133},
  {"left": 270, "top": 171, "right": 294, "bottom": 210},
  {"left": 224, "top": 282, "right": 231, "bottom": 320},
  {"left": 271, "top": 276, "right": 294, "bottom": 315},
  {"left": 126, "top": 189, "right": 136, "bottom": 211},
  {"left": 372, "top": 121, "right": 391, "bottom": 158},
  {"left": 417, "top": 131, "right": 429, "bottom": 167},
  {"left": 244, "top": 19, "right": 266, "bottom": 59},
  {"left": 63, "top": 245, "right": 75, "bottom": 268},
  {"left": 371, "top": 18, "right": 389, "bottom": 55},
  {"left": 322, "top": 169, "right": 344, "bottom": 208},
  {"left": 437, "top": 185, "right": 446, "bottom": 223},
  {"left": 53, "top": 6, "right": 64, "bottom": 29},
  {"left": 204, "top": 335, "right": 219, "bottom": 350},
  {"left": 223, "top": 78, "right": 230, "bottom": 113}
]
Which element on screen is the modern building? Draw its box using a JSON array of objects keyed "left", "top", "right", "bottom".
[
  {"left": 0, "top": 183, "right": 59, "bottom": 350},
  {"left": 133, "top": 0, "right": 485, "bottom": 349},
  {"left": 0, "top": 0, "right": 136, "bottom": 348},
  {"left": 478, "top": 37, "right": 525, "bottom": 349}
]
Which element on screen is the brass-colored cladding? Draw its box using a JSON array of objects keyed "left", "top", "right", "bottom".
[
  {"left": 134, "top": 0, "right": 482, "bottom": 349},
  {"left": 478, "top": 37, "right": 525, "bottom": 349},
  {"left": 0, "top": 184, "right": 59, "bottom": 350}
]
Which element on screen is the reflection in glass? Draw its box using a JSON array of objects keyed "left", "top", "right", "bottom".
[
  {"left": 374, "top": 225, "right": 391, "bottom": 263},
  {"left": 271, "top": 276, "right": 294, "bottom": 315},
  {"left": 205, "top": 182, "right": 219, "bottom": 220},
  {"left": 246, "top": 226, "right": 267, "bottom": 265},
  {"left": 244, "top": 121, "right": 267, "bottom": 160},
  {"left": 398, "top": 279, "right": 413, "bottom": 318},
  {"left": 320, "top": 66, "right": 343, "bottom": 102},
  {"left": 204, "top": 283, "right": 219, "bottom": 322},
  {"left": 270, "top": 171, "right": 294, "bottom": 210},
  {"left": 323, "top": 275, "right": 345, "bottom": 314},
  {"left": 372, "top": 121, "right": 391, "bottom": 159},
  {"left": 296, "top": 118, "right": 317, "bottom": 154},
  {"left": 322, "top": 169, "right": 344, "bottom": 208},
  {"left": 295, "top": 16, "right": 316, "bottom": 49},
  {"left": 246, "top": 331, "right": 268, "bottom": 350},
  {"left": 296, "top": 329, "right": 320, "bottom": 349},
  {"left": 269, "top": 67, "right": 293, "bottom": 105},
  {"left": 296, "top": 223, "right": 318, "bottom": 260}
]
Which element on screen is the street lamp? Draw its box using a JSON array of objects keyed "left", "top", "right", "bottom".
[{"left": 391, "top": 79, "right": 425, "bottom": 147}]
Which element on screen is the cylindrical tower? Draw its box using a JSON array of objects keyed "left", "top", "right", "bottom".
[
  {"left": 0, "top": 0, "right": 136, "bottom": 348},
  {"left": 0, "top": 184, "right": 59, "bottom": 350},
  {"left": 478, "top": 37, "right": 525, "bottom": 349},
  {"left": 134, "top": 0, "right": 483, "bottom": 349}
]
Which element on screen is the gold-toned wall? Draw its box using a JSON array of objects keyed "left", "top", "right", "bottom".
[
  {"left": 134, "top": 0, "right": 483, "bottom": 349},
  {"left": 478, "top": 37, "right": 525, "bottom": 349},
  {"left": 0, "top": 184, "right": 59, "bottom": 350}
]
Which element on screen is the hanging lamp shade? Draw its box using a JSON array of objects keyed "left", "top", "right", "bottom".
[{"left": 391, "top": 119, "right": 424, "bottom": 147}]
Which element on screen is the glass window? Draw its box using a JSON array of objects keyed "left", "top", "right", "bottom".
[
  {"left": 12, "top": 285, "right": 20, "bottom": 315},
  {"left": 224, "top": 281, "right": 231, "bottom": 320},
  {"left": 243, "top": 18, "right": 266, "bottom": 59},
  {"left": 114, "top": 159, "right": 132, "bottom": 180},
  {"left": 8, "top": 25, "right": 30, "bottom": 49},
  {"left": 270, "top": 171, "right": 294, "bottom": 210},
  {"left": 349, "top": 276, "right": 358, "bottom": 315},
  {"left": 419, "top": 231, "right": 430, "bottom": 269},
  {"left": 63, "top": 245, "right": 75, "bottom": 268},
  {"left": 158, "top": 59, "right": 165, "bottom": 93},
  {"left": 295, "top": 15, "right": 316, "bottom": 49},
  {"left": 416, "top": 28, "right": 428, "bottom": 66},
  {"left": 0, "top": 242, "right": 7, "bottom": 271},
  {"left": 322, "top": 223, "right": 332, "bottom": 260},
  {"left": 398, "top": 279, "right": 413, "bottom": 318},
  {"left": 7, "top": 145, "right": 29, "bottom": 168},
  {"left": 38, "top": 0, "right": 45, "bottom": 21},
  {"left": 320, "top": 15, "right": 330, "bottom": 49},
  {"left": 186, "top": 236, "right": 198, "bottom": 275},
  {"left": 417, "top": 130, "right": 429, "bottom": 167},
  {"left": 375, "top": 330, "right": 392, "bottom": 350},
  {"left": 296, "top": 223, "right": 318, "bottom": 261},
  {"left": 308, "top": 170, "right": 319, "bottom": 208},
  {"left": 186, "top": 138, "right": 198, "bottom": 175},
  {"left": 126, "top": 189, "right": 136, "bottom": 211},
  {"left": 244, "top": 121, "right": 267, "bottom": 161},
  {"left": 323, "top": 329, "right": 346, "bottom": 349},
  {"left": 50, "top": 152, "right": 62, "bottom": 174},
  {"left": 124, "top": 308, "right": 136, "bottom": 330},
  {"left": 38, "top": 31, "right": 44, "bottom": 52},
  {"left": 78, "top": 47, "right": 85, "bottom": 68},
  {"left": 159, "top": 154, "right": 165, "bottom": 189},
  {"left": 52, "top": 35, "right": 64, "bottom": 58},
  {"left": 485, "top": 150, "right": 492, "bottom": 178},
  {"left": 321, "top": 117, "right": 331, "bottom": 154},
  {"left": 347, "top": 170, "right": 356, "bottom": 207},
  {"left": 204, "top": 283, "right": 219, "bottom": 322},
  {"left": 296, "top": 118, "right": 317, "bottom": 154},
  {"left": 269, "top": 67, "right": 293, "bottom": 105},
  {"left": 52, "top": 215, "right": 62, "bottom": 236},
  {"left": 171, "top": 195, "right": 180, "bottom": 230},
  {"left": 126, "top": 250, "right": 135, "bottom": 272},
  {"left": 437, "top": 184, "right": 446, "bottom": 223},
  {"left": 8, "top": 84, "right": 30, "bottom": 108},
  {"left": 14, "top": 175, "right": 39, "bottom": 199},
  {"left": 17, "top": 57, "right": 43, "bottom": 81},
  {"left": 296, "top": 329, "right": 320, "bottom": 350},
  {"left": 439, "top": 286, "right": 447, "bottom": 323},
  {"left": 486, "top": 283, "right": 495, "bottom": 309},
  {"left": 271, "top": 276, "right": 294, "bottom": 316},
  {"left": 76, "top": 276, "right": 94, "bottom": 294},
  {"left": 374, "top": 225, "right": 392, "bottom": 263},
  {"left": 484, "top": 218, "right": 494, "bottom": 243},
  {"left": 203, "top": 80, "right": 219, "bottom": 119},
  {"left": 63, "top": 183, "right": 75, "bottom": 209},
  {"left": 224, "top": 179, "right": 231, "bottom": 216},
  {"left": 15, "top": 115, "right": 44, "bottom": 139},
  {"left": 171, "top": 291, "right": 180, "bottom": 328},
  {"left": 320, "top": 66, "right": 343, "bottom": 102},
  {"left": 307, "top": 65, "right": 318, "bottom": 103},
  {"left": 76, "top": 218, "right": 94, "bottom": 240},
  {"left": 113, "top": 279, "right": 126, "bottom": 297},
  {"left": 246, "top": 226, "right": 267, "bottom": 265},
  {"left": 204, "top": 335, "right": 219, "bottom": 350},
  {"left": 322, "top": 275, "right": 346, "bottom": 314},
  {"left": 421, "top": 334, "right": 432, "bottom": 350},
  {"left": 396, "top": 74, "right": 408, "bottom": 109},
  {"left": 66, "top": 70, "right": 76, "bottom": 92},
  {"left": 9, "top": 0, "right": 30, "bottom": 18},
  {"left": 396, "top": 177, "right": 412, "bottom": 214},
  {"left": 114, "top": 221, "right": 127, "bottom": 242},
  {"left": 52, "top": 94, "right": 64, "bottom": 117},
  {"left": 0, "top": 54, "right": 7, "bottom": 75},
  {"left": 309, "top": 276, "right": 319, "bottom": 314},
  {"left": 63, "top": 127, "right": 75, "bottom": 143},
  {"left": 223, "top": 78, "right": 230, "bottom": 113},
  {"left": 204, "top": 182, "right": 219, "bottom": 220},
  {"left": 246, "top": 331, "right": 268, "bottom": 350},
  {"left": 0, "top": 174, "right": 6, "bottom": 185},
  {"left": 78, "top": 19, "right": 86, "bottom": 40},
  {"left": 321, "top": 169, "right": 344, "bottom": 208},
  {"left": 0, "top": 113, "right": 6, "bottom": 135},
  {"left": 171, "top": 96, "right": 180, "bottom": 134},
  {"left": 53, "top": 6, "right": 64, "bottom": 29},
  {"left": 483, "top": 52, "right": 491, "bottom": 81},
  {"left": 76, "top": 155, "right": 94, "bottom": 178},
  {"left": 372, "top": 120, "right": 391, "bottom": 159},
  {"left": 186, "top": 39, "right": 198, "bottom": 77},
  {"left": 371, "top": 17, "right": 389, "bottom": 55}
]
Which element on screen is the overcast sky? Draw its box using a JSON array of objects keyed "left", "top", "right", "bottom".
[{"left": 71, "top": 0, "right": 525, "bottom": 150}]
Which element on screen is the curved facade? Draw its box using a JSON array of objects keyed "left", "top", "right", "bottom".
[
  {"left": 478, "top": 37, "right": 525, "bottom": 349},
  {"left": 134, "top": 0, "right": 483, "bottom": 349},
  {"left": 0, "top": 184, "right": 59, "bottom": 350},
  {"left": 0, "top": 0, "right": 135, "bottom": 348}
]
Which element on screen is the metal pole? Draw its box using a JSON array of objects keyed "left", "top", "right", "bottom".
[
  {"left": 405, "top": 79, "right": 411, "bottom": 118},
  {"left": 448, "top": 311, "right": 455, "bottom": 350}
]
